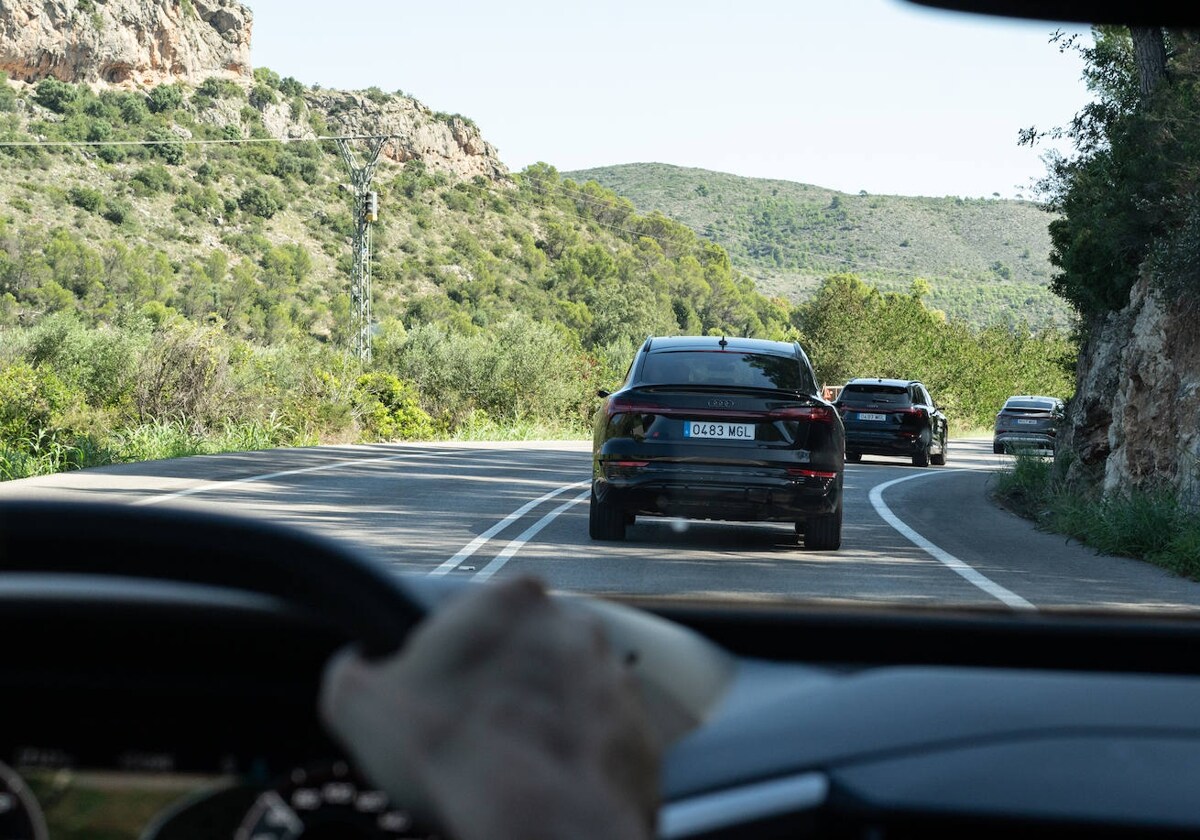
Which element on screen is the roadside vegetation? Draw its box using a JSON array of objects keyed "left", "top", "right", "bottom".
[
  {"left": 0, "top": 72, "right": 1074, "bottom": 480},
  {"left": 993, "top": 27, "right": 1200, "bottom": 574},
  {"left": 994, "top": 453, "right": 1200, "bottom": 578}
]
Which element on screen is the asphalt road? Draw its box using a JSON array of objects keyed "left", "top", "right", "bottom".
[{"left": 3, "top": 438, "right": 1199, "bottom": 612}]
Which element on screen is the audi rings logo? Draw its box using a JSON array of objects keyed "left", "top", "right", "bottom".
[{"left": 708, "top": 398, "right": 735, "bottom": 408}]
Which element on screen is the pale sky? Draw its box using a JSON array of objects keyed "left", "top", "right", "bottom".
[{"left": 243, "top": 0, "right": 1091, "bottom": 200}]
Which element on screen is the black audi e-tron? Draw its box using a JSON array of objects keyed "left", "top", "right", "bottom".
[{"left": 590, "top": 336, "right": 845, "bottom": 550}]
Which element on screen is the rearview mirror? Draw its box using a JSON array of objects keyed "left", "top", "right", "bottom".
[
  {"left": 901, "top": 0, "right": 1188, "bottom": 25},
  {"left": 597, "top": 389, "right": 611, "bottom": 399}
]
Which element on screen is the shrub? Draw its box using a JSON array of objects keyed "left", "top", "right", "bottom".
[
  {"left": 145, "top": 128, "right": 185, "bottom": 164},
  {"left": 102, "top": 198, "right": 132, "bottom": 225},
  {"left": 279, "top": 76, "right": 306, "bottom": 97},
  {"left": 253, "top": 67, "right": 282, "bottom": 90},
  {"left": 353, "top": 372, "right": 436, "bottom": 441},
  {"left": 237, "top": 185, "right": 281, "bottom": 218},
  {"left": 248, "top": 84, "right": 277, "bottom": 109},
  {"left": 0, "top": 361, "right": 72, "bottom": 442},
  {"left": 68, "top": 185, "right": 104, "bottom": 213},
  {"left": 196, "top": 77, "right": 244, "bottom": 100},
  {"left": 147, "top": 84, "right": 184, "bottom": 114},
  {"left": 130, "top": 165, "right": 174, "bottom": 196},
  {"left": 0, "top": 73, "right": 17, "bottom": 112},
  {"left": 34, "top": 79, "right": 78, "bottom": 113},
  {"left": 117, "top": 93, "right": 149, "bottom": 124}
]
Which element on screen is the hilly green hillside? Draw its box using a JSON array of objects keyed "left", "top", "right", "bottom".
[
  {"left": 0, "top": 75, "right": 789, "bottom": 350},
  {"left": 563, "top": 163, "right": 1072, "bottom": 329},
  {"left": 0, "top": 73, "right": 1075, "bottom": 479}
]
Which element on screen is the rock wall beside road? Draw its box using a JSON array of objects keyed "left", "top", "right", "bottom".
[{"left": 1062, "top": 274, "right": 1200, "bottom": 510}]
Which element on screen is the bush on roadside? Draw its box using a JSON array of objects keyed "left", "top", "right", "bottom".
[
  {"left": 994, "top": 452, "right": 1200, "bottom": 580},
  {"left": 353, "top": 372, "right": 437, "bottom": 442}
]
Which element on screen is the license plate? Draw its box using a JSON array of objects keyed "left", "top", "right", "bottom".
[
  {"left": 857, "top": 412, "right": 887, "bottom": 422},
  {"left": 1017, "top": 419, "right": 1039, "bottom": 425},
  {"left": 683, "top": 422, "right": 754, "bottom": 440}
]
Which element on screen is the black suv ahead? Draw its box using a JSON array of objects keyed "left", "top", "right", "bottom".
[
  {"left": 590, "top": 336, "right": 845, "bottom": 550},
  {"left": 836, "top": 378, "right": 948, "bottom": 467},
  {"left": 993, "top": 394, "right": 1064, "bottom": 454}
]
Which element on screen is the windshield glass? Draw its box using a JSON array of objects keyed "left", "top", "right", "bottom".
[
  {"left": 839, "top": 384, "right": 911, "bottom": 404},
  {"left": 639, "top": 351, "right": 812, "bottom": 392},
  {"left": 1003, "top": 398, "right": 1059, "bottom": 411},
  {"left": 0, "top": 1, "right": 1197, "bottom": 621}
]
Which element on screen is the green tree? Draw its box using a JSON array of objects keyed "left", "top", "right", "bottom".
[
  {"left": 147, "top": 84, "right": 184, "bottom": 114},
  {"left": 34, "top": 79, "right": 77, "bottom": 113}
]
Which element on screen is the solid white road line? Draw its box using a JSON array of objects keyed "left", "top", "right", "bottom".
[
  {"left": 869, "top": 471, "right": 1037, "bottom": 611},
  {"left": 429, "top": 481, "right": 589, "bottom": 576},
  {"left": 472, "top": 490, "right": 592, "bottom": 582}
]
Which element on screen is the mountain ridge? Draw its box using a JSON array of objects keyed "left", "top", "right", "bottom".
[{"left": 563, "top": 162, "right": 1070, "bottom": 329}]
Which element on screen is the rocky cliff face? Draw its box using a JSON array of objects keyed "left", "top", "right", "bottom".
[
  {"left": 0, "top": 1, "right": 508, "bottom": 181},
  {"left": 0, "top": 0, "right": 252, "bottom": 87},
  {"left": 308, "top": 91, "right": 508, "bottom": 181},
  {"left": 189, "top": 88, "right": 509, "bottom": 181},
  {"left": 1061, "top": 275, "right": 1200, "bottom": 510}
]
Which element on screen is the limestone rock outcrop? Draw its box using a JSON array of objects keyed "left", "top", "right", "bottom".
[
  {"left": 1061, "top": 275, "right": 1200, "bottom": 510},
  {"left": 0, "top": 0, "right": 252, "bottom": 87}
]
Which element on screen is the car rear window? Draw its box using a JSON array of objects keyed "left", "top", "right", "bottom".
[
  {"left": 1004, "top": 398, "right": 1058, "bottom": 411},
  {"left": 839, "top": 384, "right": 911, "bottom": 405},
  {"left": 639, "top": 351, "right": 813, "bottom": 393}
]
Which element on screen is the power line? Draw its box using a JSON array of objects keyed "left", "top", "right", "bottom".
[{"left": 0, "top": 134, "right": 394, "bottom": 147}]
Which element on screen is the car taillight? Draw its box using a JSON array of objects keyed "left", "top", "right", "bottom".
[
  {"left": 787, "top": 468, "right": 838, "bottom": 479},
  {"left": 606, "top": 399, "right": 666, "bottom": 418},
  {"left": 610, "top": 460, "right": 649, "bottom": 468},
  {"left": 769, "top": 406, "right": 835, "bottom": 423}
]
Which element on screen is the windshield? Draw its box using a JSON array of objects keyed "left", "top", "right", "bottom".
[
  {"left": 839, "top": 384, "right": 911, "bottom": 404},
  {"left": 0, "top": 0, "right": 1198, "bottom": 625},
  {"left": 1003, "top": 398, "right": 1059, "bottom": 411},
  {"left": 639, "top": 351, "right": 813, "bottom": 392}
]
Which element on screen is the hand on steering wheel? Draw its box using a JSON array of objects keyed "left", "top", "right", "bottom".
[{"left": 319, "top": 576, "right": 663, "bottom": 840}]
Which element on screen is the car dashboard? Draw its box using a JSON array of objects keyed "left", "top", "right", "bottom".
[{"left": 2, "top": 504, "right": 1200, "bottom": 839}]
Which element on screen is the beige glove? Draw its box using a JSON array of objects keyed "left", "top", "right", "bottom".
[{"left": 319, "top": 576, "right": 662, "bottom": 840}]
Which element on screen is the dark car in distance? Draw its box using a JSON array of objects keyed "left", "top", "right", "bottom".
[
  {"left": 993, "top": 394, "right": 1065, "bottom": 454},
  {"left": 836, "top": 377, "right": 948, "bottom": 467},
  {"left": 590, "top": 336, "right": 845, "bottom": 550}
]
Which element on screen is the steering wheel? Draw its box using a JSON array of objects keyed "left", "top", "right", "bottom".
[{"left": 0, "top": 499, "right": 426, "bottom": 659}]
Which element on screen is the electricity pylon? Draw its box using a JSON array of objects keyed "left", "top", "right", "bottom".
[{"left": 334, "top": 135, "right": 390, "bottom": 363}]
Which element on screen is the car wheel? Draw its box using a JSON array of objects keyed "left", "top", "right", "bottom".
[
  {"left": 930, "top": 434, "right": 947, "bottom": 466},
  {"left": 845, "top": 452, "right": 862, "bottom": 462},
  {"left": 993, "top": 440, "right": 1004, "bottom": 455},
  {"left": 912, "top": 444, "right": 930, "bottom": 467},
  {"left": 589, "top": 487, "right": 626, "bottom": 541},
  {"left": 804, "top": 498, "right": 842, "bottom": 551}
]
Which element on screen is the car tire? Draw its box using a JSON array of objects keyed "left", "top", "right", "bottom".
[
  {"left": 993, "top": 441, "right": 1004, "bottom": 455},
  {"left": 845, "top": 452, "right": 862, "bottom": 462},
  {"left": 912, "top": 444, "right": 930, "bottom": 468},
  {"left": 804, "top": 499, "right": 842, "bottom": 551},
  {"left": 930, "top": 434, "right": 947, "bottom": 466},
  {"left": 589, "top": 487, "right": 626, "bottom": 541}
]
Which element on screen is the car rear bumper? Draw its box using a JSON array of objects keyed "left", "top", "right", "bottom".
[
  {"left": 844, "top": 430, "right": 926, "bottom": 456},
  {"left": 994, "top": 432, "right": 1056, "bottom": 451},
  {"left": 594, "top": 463, "right": 840, "bottom": 522}
]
